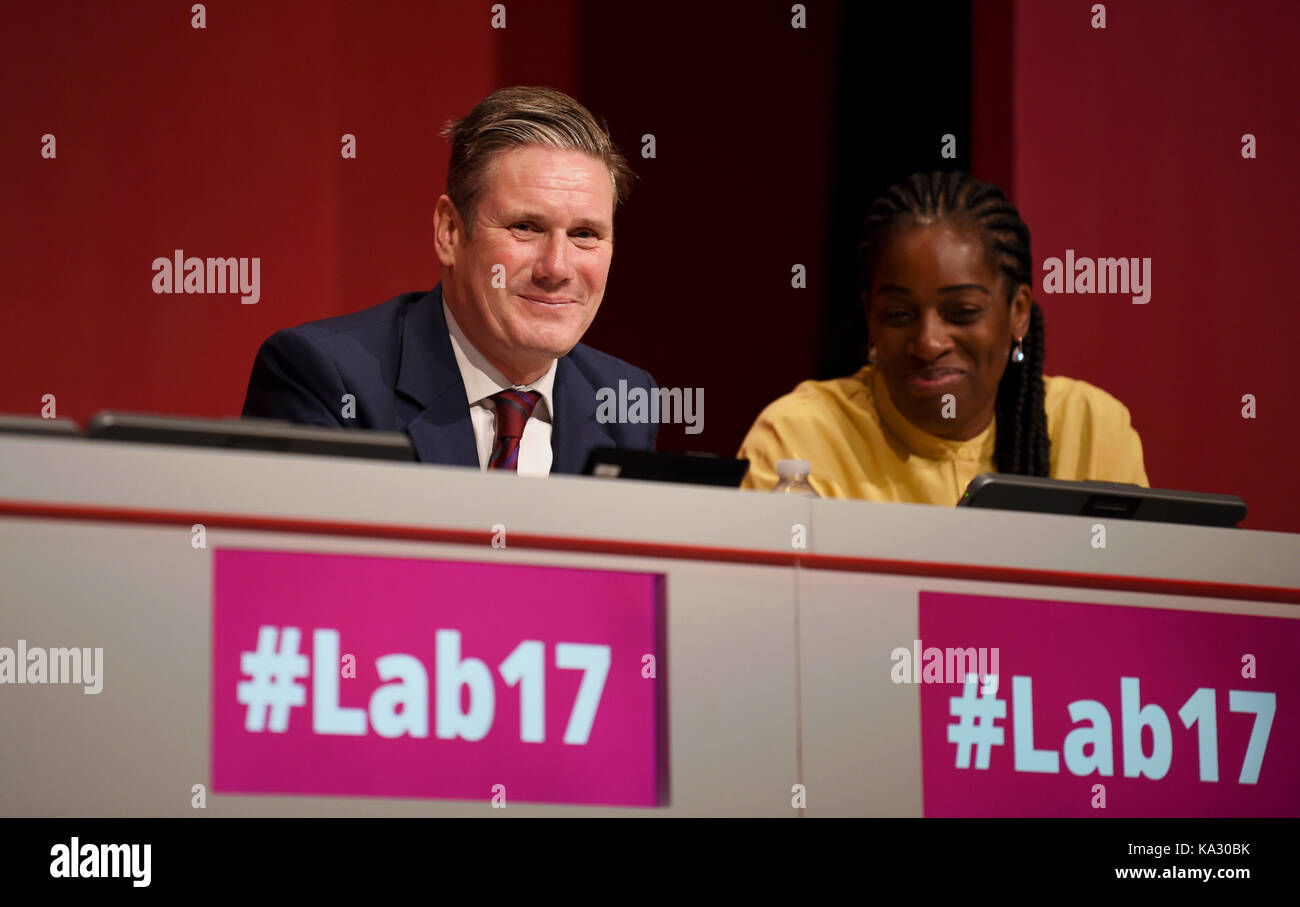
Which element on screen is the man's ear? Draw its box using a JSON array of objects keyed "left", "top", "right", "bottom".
[
  {"left": 433, "top": 195, "right": 463, "bottom": 268},
  {"left": 1010, "top": 283, "right": 1032, "bottom": 339}
]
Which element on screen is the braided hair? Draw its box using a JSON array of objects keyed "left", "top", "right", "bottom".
[{"left": 857, "top": 171, "right": 1050, "bottom": 477}]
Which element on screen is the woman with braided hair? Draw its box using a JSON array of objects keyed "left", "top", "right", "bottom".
[{"left": 738, "top": 171, "right": 1148, "bottom": 503}]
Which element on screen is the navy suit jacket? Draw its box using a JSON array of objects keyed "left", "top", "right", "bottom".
[{"left": 241, "top": 285, "right": 657, "bottom": 473}]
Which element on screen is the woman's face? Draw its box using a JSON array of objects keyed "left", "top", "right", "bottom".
[{"left": 866, "top": 221, "right": 1031, "bottom": 440}]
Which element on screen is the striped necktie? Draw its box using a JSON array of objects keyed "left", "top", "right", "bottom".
[{"left": 488, "top": 389, "right": 541, "bottom": 471}]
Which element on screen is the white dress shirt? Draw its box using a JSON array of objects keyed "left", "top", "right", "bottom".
[{"left": 443, "top": 300, "right": 556, "bottom": 476}]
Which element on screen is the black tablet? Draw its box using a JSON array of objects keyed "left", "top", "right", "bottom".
[
  {"left": 957, "top": 473, "right": 1246, "bottom": 528},
  {"left": 0, "top": 415, "right": 84, "bottom": 438},
  {"left": 582, "top": 447, "right": 750, "bottom": 488},
  {"left": 86, "top": 412, "right": 415, "bottom": 462}
]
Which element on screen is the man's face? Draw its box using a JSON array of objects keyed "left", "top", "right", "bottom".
[
  {"left": 866, "top": 221, "right": 1029, "bottom": 440},
  {"left": 436, "top": 145, "right": 615, "bottom": 384}
]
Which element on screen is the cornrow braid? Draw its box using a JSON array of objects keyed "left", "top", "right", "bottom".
[{"left": 857, "top": 171, "right": 1050, "bottom": 477}]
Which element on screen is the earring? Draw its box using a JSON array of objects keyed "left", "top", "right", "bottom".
[
  {"left": 1011, "top": 337, "right": 1025, "bottom": 363},
  {"left": 867, "top": 344, "right": 877, "bottom": 365}
]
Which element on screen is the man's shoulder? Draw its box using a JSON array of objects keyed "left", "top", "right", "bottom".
[
  {"left": 279, "top": 291, "right": 428, "bottom": 345},
  {"left": 564, "top": 340, "right": 656, "bottom": 387},
  {"left": 256, "top": 290, "right": 441, "bottom": 384},
  {"left": 243, "top": 291, "right": 439, "bottom": 425},
  {"left": 557, "top": 340, "right": 659, "bottom": 454}
]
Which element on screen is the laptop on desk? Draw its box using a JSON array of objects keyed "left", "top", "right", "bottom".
[{"left": 958, "top": 473, "right": 1246, "bottom": 528}]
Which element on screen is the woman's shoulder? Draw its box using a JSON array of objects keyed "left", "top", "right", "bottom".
[
  {"left": 1042, "top": 374, "right": 1148, "bottom": 485},
  {"left": 1043, "top": 374, "right": 1139, "bottom": 429},
  {"left": 752, "top": 367, "right": 875, "bottom": 424}
]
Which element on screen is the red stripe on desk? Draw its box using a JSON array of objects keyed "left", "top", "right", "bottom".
[{"left": 1, "top": 498, "right": 1297, "bottom": 605}]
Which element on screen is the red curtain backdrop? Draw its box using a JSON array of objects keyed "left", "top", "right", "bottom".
[
  {"left": 0, "top": 1, "right": 565, "bottom": 424},
  {"left": 4, "top": 0, "right": 1295, "bottom": 533},
  {"left": 975, "top": 0, "right": 1299, "bottom": 532},
  {"left": 1, "top": 0, "right": 832, "bottom": 469}
]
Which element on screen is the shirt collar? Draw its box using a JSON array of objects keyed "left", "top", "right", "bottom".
[
  {"left": 865, "top": 364, "right": 995, "bottom": 462},
  {"left": 443, "top": 300, "right": 556, "bottom": 423}
]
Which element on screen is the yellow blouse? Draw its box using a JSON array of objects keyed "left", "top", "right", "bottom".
[{"left": 738, "top": 364, "right": 1149, "bottom": 504}]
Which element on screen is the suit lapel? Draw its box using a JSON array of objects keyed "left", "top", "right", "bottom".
[
  {"left": 551, "top": 356, "right": 617, "bottom": 475},
  {"left": 395, "top": 285, "right": 480, "bottom": 468}
]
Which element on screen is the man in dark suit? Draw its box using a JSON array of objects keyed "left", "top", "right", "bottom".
[{"left": 242, "top": 86, "right": 656, "bottom": 474}]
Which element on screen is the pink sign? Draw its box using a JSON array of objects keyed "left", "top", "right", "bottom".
[
  {"left": 212, "top": 549, "right": 666, "bottom": 807},
  {"left": 918, "top": 591, "right": 1300, "bottom": 817}
]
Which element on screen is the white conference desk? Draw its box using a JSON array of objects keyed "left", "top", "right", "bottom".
[{"left": 1, "top": 434, "right": 1296, "bottom": 817}]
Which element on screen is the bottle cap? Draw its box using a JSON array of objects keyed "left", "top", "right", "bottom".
[{"left": 775, "top": 459, "right": 811, "bottom": 480}]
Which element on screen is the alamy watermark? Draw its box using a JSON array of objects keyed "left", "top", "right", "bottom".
[
  {"left": 151, "top": 249, "right": 261, "bottom": 304},
  {"left": 1041, "top": 250, "right": 1151, "bottom": 304},
  {"left": 595, "top": 380, "right": 703, "bottom": 435},
  {"left": 49, "top": 837, "right": 150, "bottom": 887},
  {"left": 891, "top": 639, "right": 999, "bottom": 689},
  {"left": 0, "top": 640, "right": 103, "bottom": 693}
]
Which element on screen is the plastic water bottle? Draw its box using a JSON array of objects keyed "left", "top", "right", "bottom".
[{"left": 772, "top": 459, "right": 820, "bottom": 497}]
